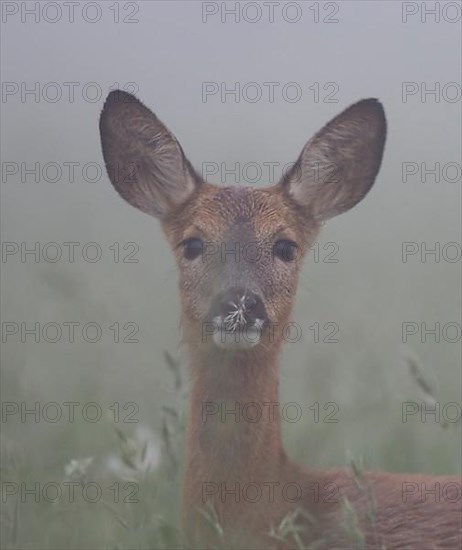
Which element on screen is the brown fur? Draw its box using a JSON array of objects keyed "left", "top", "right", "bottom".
[{"left": 99, "top": 91, "right": 462, "bottom": 549}]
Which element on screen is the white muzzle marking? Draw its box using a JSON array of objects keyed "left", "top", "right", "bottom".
[{"left": 212, "top": 294, "right": 264, "bottom": 350}]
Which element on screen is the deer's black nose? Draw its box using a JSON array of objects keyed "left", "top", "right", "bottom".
[{"left": 210, "top": 287, "right": 268, "bottom": 328}]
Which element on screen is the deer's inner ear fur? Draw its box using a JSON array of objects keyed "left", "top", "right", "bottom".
[
  {"left": 99, "top": 90, "right": 200, "bottom": 219},
  {"left": 279, "top": 98, "right": 387, "bottom": 221}
]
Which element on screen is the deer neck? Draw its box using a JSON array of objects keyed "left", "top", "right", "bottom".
[{"left": 185, "top": 342, "right": 286, "bottom": 482}]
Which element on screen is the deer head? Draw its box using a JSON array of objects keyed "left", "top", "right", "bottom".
[{"left": 99, "top": 91, "right": 386, "bottom": 353}]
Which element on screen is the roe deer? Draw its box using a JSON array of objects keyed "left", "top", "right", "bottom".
[{"left": 99, "top": 91, "right": 462, "bottom": 549}]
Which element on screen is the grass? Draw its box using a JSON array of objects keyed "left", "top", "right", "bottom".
[{"left": 1, "top": 344, "right": 460, "bottom": 549}]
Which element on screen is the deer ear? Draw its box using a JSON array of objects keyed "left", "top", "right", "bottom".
[
  {"left": 280, "top": 98, "right": 386, "bottom": 221},
  {"left": 99, "top": 90, "right": 200, "bottom": 219}
]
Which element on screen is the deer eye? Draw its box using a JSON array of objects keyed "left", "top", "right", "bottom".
[
  {"left": 273, "top": 239, "right": 298, "bottom": 262},
  {"left": 182, "top": 237, "right": 203, "bottom": 260}
]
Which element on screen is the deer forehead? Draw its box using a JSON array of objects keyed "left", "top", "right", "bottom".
[{"left": 165, "top": 184, "right": 305, "bottom": 245}]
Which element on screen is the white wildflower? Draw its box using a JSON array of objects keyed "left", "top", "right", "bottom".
[
  {"left": 105, "top": 425, "right": 161, "bottom": 481},
  {"left": 64, "top": 457, "right": 94, "bottom": 482}
]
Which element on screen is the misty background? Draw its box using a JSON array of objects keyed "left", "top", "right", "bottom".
[{"left": 1, "top": 1, "right": 461, "bottom": 548}]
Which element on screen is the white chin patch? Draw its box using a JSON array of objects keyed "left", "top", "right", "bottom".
[{"left": 211, "top": 317, "right": 264, "bottom": 350}]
